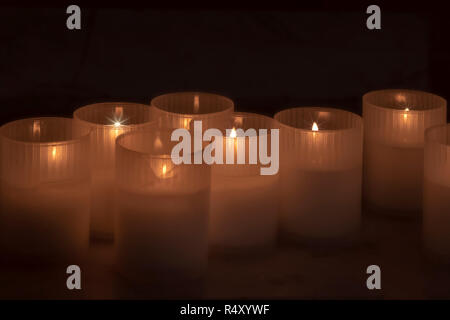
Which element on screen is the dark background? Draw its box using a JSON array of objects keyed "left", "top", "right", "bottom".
[{"left": 1, "top": 1, "right": 449, "bottom": 125}]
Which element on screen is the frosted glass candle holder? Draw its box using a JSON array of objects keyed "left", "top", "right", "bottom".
[
  {"left": 151, "top": 92, "right": 234, "bottom": 131},
  {"left": 424, "top": 124, "right": 450, "bottom": 261},
  {"left": 363, "top": 90, "right": 447, "bottom": 218},
  {"left": 115, "top": 129, "right": 210, "bottom": 294},
  {"left": 73, "top": 102, "right": 154, "bottom": 241},
  {"left": 209, "top": 112, "right": 280, "bottom": 254},
  {"left": 0, "top": 117, "right": 91, "bottom": 265},
  {"left": 275, "top": 107, "right": 363, "bottom": 244}
]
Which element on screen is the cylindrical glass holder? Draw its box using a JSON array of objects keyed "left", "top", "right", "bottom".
[
  {"left": 115, "top": 129, "right": 211, "bottom": 298},
  {"left": 209, "top": 112, "right": 280, "bottom": 255},
  {"left": 73, "top": 102, "right": 154, "bottom": 241},
  {"left": 424, "top": 124, "right": 450, "bottom": 262},
  {"left": 0, "top": 117, "right": 91, "bottom": 265},
  {"left": 363, "top": 90, "right": 446, "bottom": 218},
  {"left": 275, "top": 107, "right": 363, "bottom": 244},
  {"left": 151, "top": 92, "right": 234, "bottom": 131}
]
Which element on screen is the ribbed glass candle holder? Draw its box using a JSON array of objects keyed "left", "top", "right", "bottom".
[
  {"left": 363, "top": 89, "right": 447, "bottom": 218},
  {"left": 424, "top": 124, "right": 450, "bottom": 261},
  {"left": 151, "top": 92, "right": 234, "bottom": 131},
  {"left": 73, "top": 102, "right": 154, "bottom": 241},
  {"left": 115, "top": 129, "right": 210, "bottom": 297},
  {"left": 275, "top": 107, "right": 363, "bottom": 244},
  {"left": 209, "top": 112, "right": 280, "bottom": 255},
  {"left": 0, "top": 117, "right": 91, "bottom": 265}
]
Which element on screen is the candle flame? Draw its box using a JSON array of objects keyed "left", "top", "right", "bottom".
[
  {"left": 230, "top": 127, "right": 237, "bottom": 138},
  {"left": 404, "top": 108, "right": 409, "bottom": 120},
  {"left": 312, "top": 122, "right": 319, "bottom": 131},
  {"left": 113, "top": 121, "right": 121, "bottom": 128},
  {"left": 162, "top": 164, "right": 167, "bottom": 176},
  {"left": 52, "top": 147, "right": 57, "bottom": 159},
  {"left": 183, "top": 118, "right": 190, "bottom": 129}
]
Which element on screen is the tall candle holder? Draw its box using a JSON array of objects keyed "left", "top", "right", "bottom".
[
  {"left": 151, "top": 92, "right": 234, "bottom": 131},
  {"left": 209, "top": 112, "right": 280, "bottom": 255},
  {"left": 275, "top": 107, "right": 363, "bottom": 245},
  {"left": 424, "top": 124, "right": 450, "bottom": 262},
  {"left": 73, "top": 102, "right": 154, "bottom": 241},
  {"left": 0, "top": 117, "right": 91, "bottom": 265},
  {"left": 115, "top": 128, "right": 210, "bottom": 297},
  {"left": 363, "top": 90, "right": 446, "bottom": 218}
]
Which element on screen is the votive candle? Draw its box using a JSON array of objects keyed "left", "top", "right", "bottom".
[
  {"left": 73, "top": 102, "right": 154, "bottom": 241},
  {"left": 0, "top": 117, "right": 91, "bottom": 265},
  {"left": 423, "top": 124, "right": 450, "bottom": 261},
  {"left": 115, "top": 129, "right": 210, "bottom": 296},
  {"left": 275, "top": 107, "right": 363, "bottom": 244},
  {"left": 209, "top": 112, "right": 280, "bottom": 254},
  {"left": 363, "top": 90, "right": 446, "bottom": 218}
]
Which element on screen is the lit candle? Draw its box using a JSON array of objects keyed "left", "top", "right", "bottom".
[
  {"left": 423, "top": 124, "right": 450, "bottom": 261},
  {"left": 151, "top": 92, "right": 234, "bottom": 131},
  {"left": 209, "top": 113, "right": 279, "bottom": 254},
  {"left": 275, "top": 107, "right": 363, "bottom": 244},
  {"left": 363, "top": 90, "right": 447, "bottom": 218},
  {"left": 115, "top": 129, "right": 210, "bottom": 297},
  {"left": 0, "top": 117, "right": 91, "bottom": 265},
  {"left": 73, "top": 102, "right": 154, "bottom": 241}
]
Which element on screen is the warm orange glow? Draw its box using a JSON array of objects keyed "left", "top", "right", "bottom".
[
  {"left": 312, "top": 122, "right": 319, "bottom": 131},
  {"left": 52, "top": 147, "right": 57, "bottom": 160},
  {"left": 115, "top": 106, "right": 124, "bottom": 118},
  {"left": 404, "top": 108, "right": 409, "bottom": 120},
  {"left": 396, "top": 94, "right": 406, "bottom": 104},
  {"left": 33, "top": 120, "right": 41, "bottom": 136},
  {"left": 230, "top": 127, "right": 237, "bottom": 138},
  {"left": 151, "top": 160, "right": 175, "bottom": 179}
]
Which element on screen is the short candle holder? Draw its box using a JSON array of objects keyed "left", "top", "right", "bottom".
[
  {"left": 209, "top": 112, "right": 280, "bottom": 256},
  {"left": 0, "top": 117, "right": 91, "bottom": 266},
  {"left": 363, "top": 89, "right": 446, "bottom": 218},
  {"left": 115, "top": 128, "right": 211, "bottom": 298},
  {"left": 73, "top": 102, "right": 154, "bottom": 241},
  {"left": 275, "top": 107, "right": 363, "bottom": 245}
]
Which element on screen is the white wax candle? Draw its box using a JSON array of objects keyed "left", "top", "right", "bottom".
[
  {"left": 0, "top": 118, "right": 90, "bottom": 265},
  {"left": 423, "top": 124, "right": 450, "bottom": 261},
  {"left": 275, "top": 107, "right": 363, "bottom": 244},
  {"left": 115, "top": 130, "right": 210, "bottom": 289},
  {"left": 73, "top": 103, "right": 154, "bottom": 241},
  {"left": 209, "top": 113, "right": 280, "bottom": 253},
  {"left": 363, "top": 90, "right": 446, "bottom": 218}
]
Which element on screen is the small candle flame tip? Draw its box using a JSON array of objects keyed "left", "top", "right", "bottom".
[{"left": 230, "top": 127, "right": 237, "bottom": 138}]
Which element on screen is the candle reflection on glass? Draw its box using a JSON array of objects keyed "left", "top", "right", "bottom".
[{"left": 73, "top": 102, "right": 154, "bottom": 241}]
